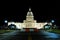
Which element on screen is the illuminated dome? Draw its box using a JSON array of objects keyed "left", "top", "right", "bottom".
[{"left": 27, "top": 8, "right": 33, "bottom": 16}]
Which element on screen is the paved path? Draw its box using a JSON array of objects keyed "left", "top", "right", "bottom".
[
  {"left": 0, "top": 30, "right": 20, "bottom": 40},
  {"left": 0, "top": 30, "right": 60, "bottom": 40},
  {"left": 39, "top": 30, "right": 60, "bottom": 38}
]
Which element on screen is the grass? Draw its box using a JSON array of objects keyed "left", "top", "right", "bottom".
[
  {"left": 46, "top": 29, "right": 60, "bottom": 34},
  {"left": 0, "top": 30, "right": 15, "bottom": 34}
]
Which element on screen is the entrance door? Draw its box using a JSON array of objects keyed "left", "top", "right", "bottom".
[{"left": 25, "top": 28, "right": 29, "bottom": 32}]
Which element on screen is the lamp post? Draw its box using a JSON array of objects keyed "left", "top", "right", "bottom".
[
  {"left": 51, "top": 20, "right": 55, "bottom": 23},
  {"left": 51, "top": 20, "right": 55, "bottom": 25},
  {"left": 4, "top": 20, "right": 8, "bottom": 23},
  {"left": 51, "top": 20, "right": 55, "bottom": 29},
  {"left": 4, "top": 20, "right": 8, "bottom": 29}
]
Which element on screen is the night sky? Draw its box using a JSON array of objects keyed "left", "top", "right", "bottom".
[{"left": 0, "top": 0, "right": 58, "bottom": 26}]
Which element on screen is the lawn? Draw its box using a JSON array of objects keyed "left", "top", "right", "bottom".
[
  {"left": 46, "top": 29, "right": 60, "bottom": 34},
  {"left": 0, "top": 30, "right": 15, "bottom": 34}
]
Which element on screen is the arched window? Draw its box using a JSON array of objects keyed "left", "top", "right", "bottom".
[
  {"left": 8, "top": 24, "right": 16, "bottom": 30},
  {"left": 44, "top": 24, "right": 51, "bottom": 29}
]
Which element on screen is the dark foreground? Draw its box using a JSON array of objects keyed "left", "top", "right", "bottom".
[{"left": 0, "top": 30, "right": 60, "bottom": 40}]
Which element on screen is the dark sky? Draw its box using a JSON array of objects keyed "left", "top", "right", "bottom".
[{"left": 0, "top": 0, "right": 58, "bottom": 26}]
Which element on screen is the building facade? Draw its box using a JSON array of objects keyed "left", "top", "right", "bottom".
[{"left": 8, "top": 8, "right": 52, "bottom": 29}]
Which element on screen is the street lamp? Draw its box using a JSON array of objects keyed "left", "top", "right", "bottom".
[
  {"left": 51, "top": 20, "right": 55, "bottom": 29},
  {"left": 4, "top": 20, "right": 8, "bottom": 23},
  {"left": 51, "top": 20, "right": 55, "bottom": 23},
  {"left": 4, "top": 20, "right": 8, "bottom": 29}
]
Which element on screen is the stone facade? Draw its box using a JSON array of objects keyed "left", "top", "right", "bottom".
[{"left": 8, "top": 8, "right": 52, "bottom": 29}]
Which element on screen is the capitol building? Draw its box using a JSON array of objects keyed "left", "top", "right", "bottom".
[{"left": 8, "top": 8, "right": 52, "bottom": 29}]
